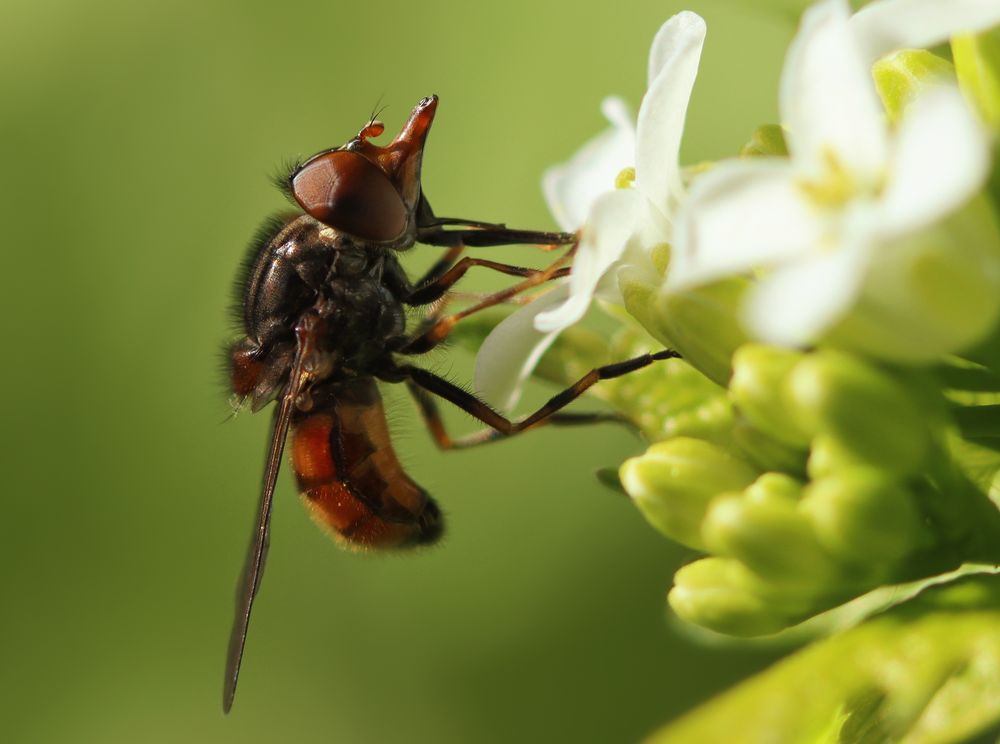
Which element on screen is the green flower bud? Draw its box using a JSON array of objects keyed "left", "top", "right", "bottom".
[
  {"left": 826, "top": 197, "right": 1000, "bottom": 365},
  {"left": 743, "top": 472, "right": 803, "bottom": 507},
  {"left": 730, "top": 344, "right": 812, "bottom": 449},
  {"left": 953, "top": 29, "right": 1000, "bottom": 130},
  {"left": 668, "top": 557, "right": 806, "bottom": 637},
  {"left": 663, "top": 397, "right": 735, "bottom": 445},
  {"left": 873, "top": 49, "right": 954, "bottom": 123},
  {"left": 621, "top": 272, "right": 749, "bottom": 388},
  {"left": 597, "top": 333, "right": 731, "bottom": 443},
  {"left": 800, "top": 469, "right": 934, "bottom": 572},
  {"left": 739, "top": 124, "right": 789, "bottom": 158},
  {"left": 656, "top": 279, "right": 750, "bottom": 388},
  {"left": 620, "top": 438, "right": 758, "bottom": 550},
  {"left": 731, "top": 418, "right": 809, "bottom": 475},
  {"left": 806, "top": 434, "right": 866, "bottom": 481},
  {"left": 619, "top": 266, "right": 662, "bottom": 332},
  {"left": 788, "top": 350, "right": 929, "bottom": 475},
  {"left": 702, "top": 490, "right": 842, "bottom": 590}
]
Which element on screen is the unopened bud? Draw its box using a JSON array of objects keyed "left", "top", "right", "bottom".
[
  {"left": 800, "top": 468, "right": 934, "bottom": 571},
  {"left": 873, "top": 49, "right": 954, "bottom": 122},
  {"left": 668, "top": 557, "right": 806, "bottom": 637},
  {"left": 730, "top": 344, "right": 812, "bottom": 448},
  {"left": 807, "top": 434, "right": 865, "bottom": 481},
  {"left": 622, "top": 274, "right": 750, "bottom": 387},
  {"left": 731, "top": 418, "right": 808, "bottom": 475},
  {"left": 702, "top": 491, "right": 841, "bottom": 590},
  {"left": 620, "top": 438, "right": 758, "bottom": 550},
  {"left": 598, "top": 339, "right": 730, "bottom": 442},
  {"left": 663, "top": 397, "right": 735, "bottom": 443},
  {"left": 788, "top": 350, "right": 928, "bottom": 475},
  {"left": 743, "top": 472, "right": 803, "bottom": 507}
]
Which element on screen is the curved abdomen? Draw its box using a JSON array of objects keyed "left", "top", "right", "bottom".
[{"left": 290, "top": 378, "right": 442, "bottom": 549}]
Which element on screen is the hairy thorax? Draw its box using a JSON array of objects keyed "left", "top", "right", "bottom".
[{"left": 229, "top": 214, "right": 410, "bottom": 408}]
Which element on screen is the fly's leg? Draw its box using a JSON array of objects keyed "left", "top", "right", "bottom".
[
  {"left": 417, "top": 224, "right": 575, "bottom": 248},
  {"left": 404, "top": 381, "right": 632, "bottom": 450},
  {"left": 383, "top": 349, "right": 680, "bottom": 441},
  {"left": 400, "top": 248, "right": 575, "bottom": 354},
  {"left": 405, "top": 256, "right": 570, "bottom": 306},
  {"left": 410, "top": 245, "right": 465, "bottom": 289}
]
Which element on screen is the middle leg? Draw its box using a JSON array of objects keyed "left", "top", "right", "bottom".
[
  {"left": 405, "top": 256, "right": 571, "bottom": 306},
  {"left": 400, "top": 247, "right": 576, "bottom": 354}
]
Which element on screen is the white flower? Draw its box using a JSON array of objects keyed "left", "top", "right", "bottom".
[
  {"left": 475, "top": 11, "right": 707, "bottom": 410},
  {"left": 542, "top": 96, "right": 635, "bottom": 234},
  {"left": 848, "top": 0, "right": 1000, "bottom": 66},
  {"left": 670, "top": 0, "right": 999, "bottom": 359}
]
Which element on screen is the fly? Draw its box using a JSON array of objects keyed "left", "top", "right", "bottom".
[{"left": 223, "top": 95, "right": 678, "bottom": 712}]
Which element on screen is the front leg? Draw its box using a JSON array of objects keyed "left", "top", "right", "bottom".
[
  {"left": 417, "top": 225, "right": 576, "bottom": 248},
  {"left": 415, "top": 194, "right": 575, "bottom": 247}
]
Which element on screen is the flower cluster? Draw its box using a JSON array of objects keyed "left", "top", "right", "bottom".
[{"left": 476, "top": 0, "right": 1000, "bottom": 637}]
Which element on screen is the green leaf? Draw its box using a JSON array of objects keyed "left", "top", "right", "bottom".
[{"left": 648, "top": 571, "right": 1000, "bottom": 744}]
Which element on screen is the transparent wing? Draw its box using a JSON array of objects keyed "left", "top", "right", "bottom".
[{"left": 223, "top": 320, "right": 316, "bottom": 713}]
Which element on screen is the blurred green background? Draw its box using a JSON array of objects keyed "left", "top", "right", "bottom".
[{"left": 1, "top": 1, "right": 803, "bottom": 741}]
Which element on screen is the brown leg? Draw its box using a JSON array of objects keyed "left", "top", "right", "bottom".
[
  {"left": 445, "top": 291, "right": 537, "bottom": 306},
  {"left": 411, "top": 245, "right": 465, "bottom": 290},
  {"left": 390, "top": 349, "right": 680, "bottom": 438},
  {"left": 420, "top": 216, "right": 506, "bottom": 230},
  {"left": 401, "top": 248, "right": 575, "bottom": 354},
  {"left": 417, "top": 225, "right": 576, "bottom": 248},
  {"left": 405, "top": 381, "right": 633, "bottom": 450},
  {"left": 406, "top": 256, "right": 571, "bottom": 306}
]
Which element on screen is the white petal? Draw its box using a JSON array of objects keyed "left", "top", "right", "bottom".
[
  {"left": 878, "top": 85, "right": 991, "bottom": 238},
  {"left": 850, "top": 0, "right": 1000, "bottom": 66},
  {"left": 534, "top": 189, "right": 638, "bottom": 332},
  {"left": 779, "top": 0, "right": 888, "bottom": 181},
  {"left": 542, "top": 96, "right": 635, "bottom": 232},
  {"left": 669, "top": 158, "right": 823, "bottom": 288},
  {"left": 473, "top": 285, "right": 567, "bottom": 412},
  {"left": 744, "top": 243, "right": 870, "bottom": 346},
  {"left": 635, "top": 11, "right": 706, "bottom": 213}
]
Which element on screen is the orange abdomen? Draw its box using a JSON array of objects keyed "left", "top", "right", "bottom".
[{"left": 290, "top": 378, "right": 442, "bottom": 550}]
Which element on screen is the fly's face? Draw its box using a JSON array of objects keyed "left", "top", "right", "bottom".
[{"left": 285, "top": 96, "right": 439, "bottom": 246}]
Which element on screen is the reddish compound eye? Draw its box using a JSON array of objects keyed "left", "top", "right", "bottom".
[{"left": 291, "top": 150, "right": 408, "bottom": 242}]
